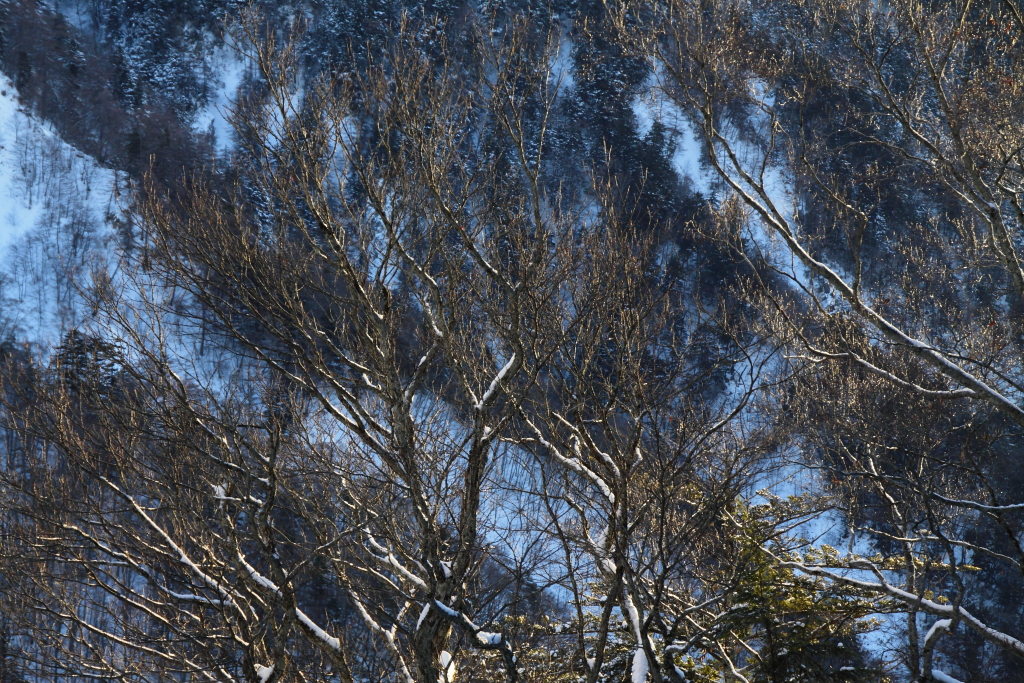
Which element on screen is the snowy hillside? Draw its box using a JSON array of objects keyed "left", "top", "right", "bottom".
[
  {"left": 3, "top": 2, "right": 1024, "bottom": 682},
  {"left": 0, "top": 75, "right": 121, "bottom": 345}
]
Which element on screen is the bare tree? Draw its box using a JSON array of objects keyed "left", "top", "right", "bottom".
[
  {"left": 0, "top": 4, "right": 939, "bottom": 682},
  {"left": 516, "top": 204, "right": 772, "bottom": 682},
  {"left": 3, "top": 11, "right": 587, "bottom": 683},
  {"left": 628, "top": 0, "right": 1024, "bottom": 678}
]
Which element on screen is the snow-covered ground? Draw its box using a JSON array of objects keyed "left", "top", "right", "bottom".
[
  {"left": 0, "top": 76, "right": 47, "bottom": 255},
  {"left": 633, "top": 75, "right": 810, "bottom": 292},
  {"left": 0, "top": 74, "right": 121, "bottom": 345},
  {"left": 550, "top": 25, "right": 575, "bottom": 94},
  {"left": 194, "top": 42, "right": 251, "bottom": 154},
  {"left": 632, "top": 83, "right": 714, "bottom": 197}
]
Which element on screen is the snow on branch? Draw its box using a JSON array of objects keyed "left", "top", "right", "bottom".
[
  {"left": 431, "top": 600, "right": 506, "bottom": 649},
  {"left": 237, "top": 552, "right": 343, "bottom": 654},
  {"left": 525, "top": 418, "right": 616, "bottom": 504},
  {"left": 431, "top": 599, "right": 519, "bottom": 682},
  {"left": 930, "top": 493, "right": 1024, "bottom": 513},
  {"left": 476, "top": 353, "right": 517, "bottom": 411},
  {"left": 780, "top": 560, "right": 1024, "bottom": 657},
  {"left": 364, "top": 533, "right": 429, "bottom": 591}
]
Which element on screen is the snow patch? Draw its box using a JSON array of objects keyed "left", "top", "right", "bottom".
[
  {"left": 0, "top": 79, "right": 43, "bottom": 255},
  {"left": 550, "top": 29, "right": 575, "bottom": 93},
  {"left": 194, "top": 42, "right": 251, "bottom": 153},
  {"left": 0, "top": 74, "right": 120, "bottom": 343},
  {"left": 630, "top": 84, "right": 713, "bottom": 195}
]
